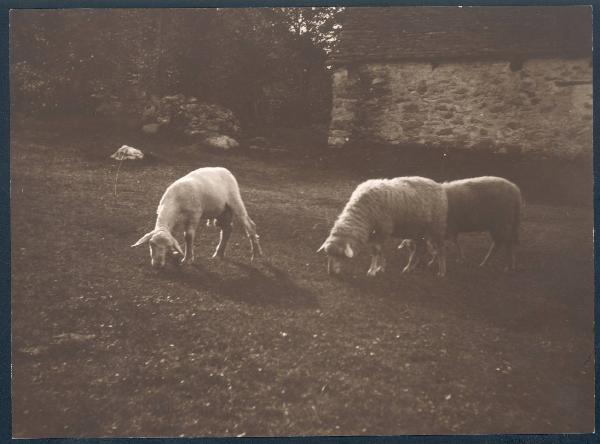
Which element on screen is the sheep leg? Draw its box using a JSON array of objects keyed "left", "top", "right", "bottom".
[
  {"left": 249, "top": 233, "right": 263, "bottom": 262},
  {"left": 367, "top": 243, "right": 386, "bottom": 277},
  {"left": 243, "top": 218, "right": 262, "bottom": 262},
  {"left": 426, "top": 241, "right": 438, "bottom": 268},
  {"left": 212, "top": 208, "right": 233, "bottom": 259},
  {"left": 402, "top": 249, "right": 418, "bottom": 273},
  {"left": 427, "top": 234, "right": 446, "bottom": 277},
  {"left": 181, "top": 214, "right": 203, "bottom": 264},
  {"left": 403, "top": 242, "right": 420, "bottom": 273},
  {"left": 367, "top": 253, "right": 378, "bottom": 276},
  {"left": 436, "top": 242, "right": 447, "bottom": 277},
  {"left": 480, "top": 241, "right": 497, "bottom": 267},
  {"left": 182, "top": 228, "right": 196, "bottom": 264},
  {"left": 367, "top": 254, "right": 384, "bottom": 276},
  {"left": 454, "top": 236, "right": 465, "bottom": 262}
]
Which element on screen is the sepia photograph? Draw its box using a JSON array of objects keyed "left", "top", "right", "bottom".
[{"left": 9, "top": 5, "right": 595, "bottom": 438}]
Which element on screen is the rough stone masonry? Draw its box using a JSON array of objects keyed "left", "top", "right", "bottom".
[{"left": 327, "top": 7, "right": 592, "bottom": 160}]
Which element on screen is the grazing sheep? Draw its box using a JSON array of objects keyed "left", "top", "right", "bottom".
[
  {"left": 444, "top": 176, "right": 521, "bottom": 270},
  {"left": 317, "top": 176, "right": 448, "bottom": 277},
  {"left": 132, "top": 167, "right": 262, "bottom": 268},
  {"left": 401, "top": 176, "right": 521, "bottom": 271}
]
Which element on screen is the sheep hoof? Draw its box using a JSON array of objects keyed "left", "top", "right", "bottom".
[
  {"left": 402, "top": 265, "right": 412, "bottom": 273},
  {"left": 367, "top": 266, "right": 384, "bottom": 277},
  {"left": 181, "top": 257, "right": 195, "bottom": 265}
]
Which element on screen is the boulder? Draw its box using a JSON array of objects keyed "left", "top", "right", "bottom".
[
  {"left": 110, "top": 145, "right": 144, "bottom": 160},
  {"left": 143, "top": 95, "right": 241, "bottom": 139},
  {"left": 95, "top": 91, "right": 242, "bottom": 141},
  {"left": 205, "top": 135, "right": 240, "bottom": 150}
]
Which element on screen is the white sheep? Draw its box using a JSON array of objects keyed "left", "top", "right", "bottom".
[
  {"left": 317, "top": 176, "right": 448, "bottom": 277},
  {"left": 399, "top": 176, "right": 522, "bottom": 271},
  {"left": 132, "top": 167, "right": 262, "bottom": 268}
]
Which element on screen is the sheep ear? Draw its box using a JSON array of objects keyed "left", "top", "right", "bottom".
[
  {"left": 316, "top": 241, "right": 327, "bottom": 253},
  {"left": 131, "top": 231, "right": 154, "bottom": 247},
  {"left": 344, "top": 243, "right": 354, "bottom": 258}
]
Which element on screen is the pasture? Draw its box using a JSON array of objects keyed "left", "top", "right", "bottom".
[{"left": 11, "top": 121, "right": 594, "bottom": 437}]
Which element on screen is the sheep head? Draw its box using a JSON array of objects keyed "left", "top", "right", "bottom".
[
  {"left": 398, "top": 239, "right": 417, "bottom": 253},
  {"left": 317, "top": 237, "right": 355, "bottom": 275},
  {"left": 132, "top": 229, "right": 184, "bottom": 268}
]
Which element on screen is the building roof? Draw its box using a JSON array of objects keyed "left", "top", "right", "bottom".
[{"left": 329, "top": 6, "right": 592, "bottom": 66}]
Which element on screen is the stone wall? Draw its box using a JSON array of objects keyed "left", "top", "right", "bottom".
[{"left": 328, "top": 58, "right": 592, "bottom": 159}]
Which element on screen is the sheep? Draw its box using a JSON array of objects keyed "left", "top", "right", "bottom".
[
  {"left": 317, "top": 176, "right": 448, "bottom": 277},
  {"left": 397, "top": 238, "right": 437, "bottom": 271},
  {"left": 132, "top": 167, "right": 262, "bottom": 268},
  {"left": 444, "top": 176, "right": 521, "bottom": 270},
  {"left": 399, "top": 176, "right": 522, "bottom": 271},
  {"left": 397, "top": 235, "right": 460, "bottom": 273}
]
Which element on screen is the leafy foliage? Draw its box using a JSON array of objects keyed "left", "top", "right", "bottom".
[{"left": 10, "top": 8, "right": 344, "bottom": 128}]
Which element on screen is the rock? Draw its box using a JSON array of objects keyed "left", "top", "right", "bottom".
[
  {"left": 149, "top": 97, "right": 241, "bottom": 139},
  {"left": 110, "top": 145, "right": 144, "bottom": 160},
  {"left": 96, "top": 92, "right": 242, "bottom": 142},
  {"left": 205, "top": 135, "right": 240, "bottom": 150}
]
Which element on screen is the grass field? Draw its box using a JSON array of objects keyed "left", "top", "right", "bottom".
[{"left": 11, "top": 121, "right": 594, "bottom": 437}]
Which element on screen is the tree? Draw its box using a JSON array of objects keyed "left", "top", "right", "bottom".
[{"left": 10, "top": 7, "right": 345, "bottom": 128}]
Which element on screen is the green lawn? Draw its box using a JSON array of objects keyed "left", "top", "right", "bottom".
[{"left": 11, "top": 123, "right": 594, "bottom": 437}]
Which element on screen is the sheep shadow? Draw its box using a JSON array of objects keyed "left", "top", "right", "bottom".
[{"left": 164, "top": 259, "right": 319, "bottom": 309}]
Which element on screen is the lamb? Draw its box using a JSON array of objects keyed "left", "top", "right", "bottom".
[
  {"left": 132, "top": 167, "right": 262, "bottom": 268},
  {"left": 400, "top": 176, "right": 522, "bottom": 271},
  {"left": 397, "top": 238, "right": 436, "bottom": 271},
  {"left": 317, "top": 176, "right": 448, "bottom": 277}
]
